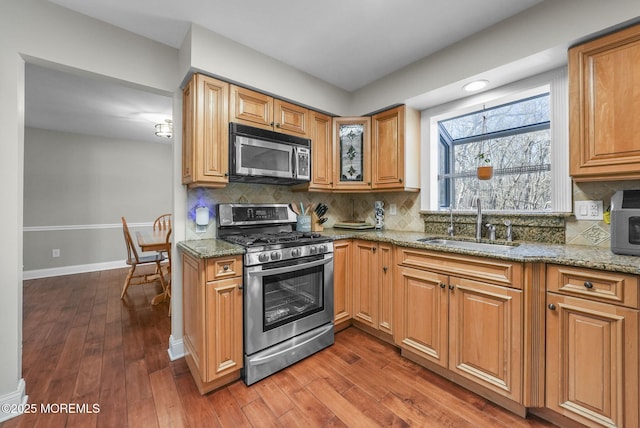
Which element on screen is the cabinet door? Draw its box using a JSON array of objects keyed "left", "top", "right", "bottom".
[
  {"left": 546, "top": 293, "right": 639, "bottom": 428},
  {"left": 333, "top": 117, "right": 371, "bottom": 191},
  {"left": 230, "top": 85, "right": 273, "bottom": 131},
  {"left": 352, "top": 240, "right": 378, "bottom": 328},
  {"left": 569, "top": 23, "right": 640, "bottom": 181},
  {"left": 205, "top": 277, "right": 243, "bottom": 382},
  {"left": 182, "top": 74, "right": 229, "bottom": 187},
  {"left": 309, "top": 111, "right": 333, "bottom": 190},
  {"left": 378, "top": 243, "right": 393, "bottom": 335},
  {"left": 372, "top": 106, "right": 404, "bottom": 189},
  {"left": 395, "top": 265, "right": 448, "bottom": 367},
  {"left": 333, "top": 239, "right": 352, "bottom": 329},
  {"left": 273, "top": 99, "right": 309, "bottom": 137},
  {"left": 448, "top": 277, "right": 522, "bottom": 402},
  {"left": 182, "top": 253, "right": 205, "bottom": 378}
]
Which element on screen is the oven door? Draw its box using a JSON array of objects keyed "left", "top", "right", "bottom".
[
  {"left": 244, "top": 254, "right": 334, "bottom": 355},
  {"left": 234, "top": 135, "right": 294, "bottom": 179}
]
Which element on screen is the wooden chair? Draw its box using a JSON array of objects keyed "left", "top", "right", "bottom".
[
  {"left": 121, "top": 217, "right": 167, "bottom": 299},
  {"left": 153, "top": 213, "right": 171, "bottom": 232}
]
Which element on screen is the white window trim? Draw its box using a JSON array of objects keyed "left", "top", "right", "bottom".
[{"left": 420, "top": 67, "right": 571, "bottom": 213}]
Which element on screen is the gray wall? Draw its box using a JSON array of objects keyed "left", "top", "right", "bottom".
[{"left": 23, "top": 127, "right": 172, "bottom": 273}]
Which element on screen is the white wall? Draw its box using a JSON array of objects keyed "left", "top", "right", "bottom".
[
  {"left": 350, "top": 0, "right": 640, "bottom": 114},
  {"left": 0, "top": 0, "right": 179, "bottom": 420},
  {"left": 23, "top": 127, "right": 172, "bottom": 273}
]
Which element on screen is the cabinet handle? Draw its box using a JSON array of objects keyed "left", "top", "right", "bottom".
[
  {"left": 548, "top": 303, "right": 556, "bottom": 310},
  {"left": 383, "top": 266, "right": 388, "bottom": 273},
  {"left": 583, "top": 281, "right": 594, "bottom": 289},
  {"left": 440, "top": 283, "right": 446, "bottom": 289},
  {"left": 448, "top": 284, "right": 455, "bottom": 291}
]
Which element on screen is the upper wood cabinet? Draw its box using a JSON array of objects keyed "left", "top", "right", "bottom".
[
  {"left": 230, "top": 85, "right": 310, "bottom": 137},
  {"left": 329, "top": 106, "right": 420, "bottom": 193},
  {"left": 333, "top": 116, "right": 372, "bottom": 191},
  {"left": 308, "top": 111, "right": 334, "bottom": 191},
  {"left": 371, "top": 105, "right": 420, "bottom": 191},
  {"left": 569, "top": 23, "right": 640, "bottom": 181},
  {"left": 182, "top": 74, "right": 230, "bottom": 188}
]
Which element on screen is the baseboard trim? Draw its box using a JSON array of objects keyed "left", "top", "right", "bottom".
[
  {"left": 0, "top": 379, "right": 28, "bottom": 423},
  {"left": 168, "top": 335, "right": 185, "bottom": 361},
  {"left": 23, "top": 260, "right": 128, "bottom": 280}
]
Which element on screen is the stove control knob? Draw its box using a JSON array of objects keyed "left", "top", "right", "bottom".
[
  {"left": 270, "top": 251, "right": 281, "bottom": 261},
  {"left": 309, "top": 246, "right": 318, "bottom": 254},
  {"left": 258, "top": 253, "right": 269, "bottom": 263},
  {"left": 291, "top": 248, "right": 301, "bottom": 257},
  {"left": 319, "top": 245, "right": 327, "bottom": 254}
]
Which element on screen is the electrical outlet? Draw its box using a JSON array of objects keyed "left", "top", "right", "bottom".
[
  {"left": 52, "top": 249, "right": 60, "bottom": 258},
  {"left": 574, "top": 200, "right": 603, "bottom": 220},
  {"left": 389, "top": 204, "right": 397, "bottom": 215}
]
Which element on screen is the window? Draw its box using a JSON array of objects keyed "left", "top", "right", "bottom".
[
  {"left": 423, "top": 70, "right": 570, "bottom": 213},
  {"left": 438, "top": 93, "right": 551, "bottom": 210}
]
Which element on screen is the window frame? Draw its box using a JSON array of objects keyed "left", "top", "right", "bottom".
[{"left": 420, "top": 68, "right": 570, "bottom": 213}]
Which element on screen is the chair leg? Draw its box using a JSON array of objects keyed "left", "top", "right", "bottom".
[{"left": 121, "top": 265, "right": 135, "bottom": 299}]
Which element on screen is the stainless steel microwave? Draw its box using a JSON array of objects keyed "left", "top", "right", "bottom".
[{"left": 229, "top": 123, "right": 310, "bottom": 185}]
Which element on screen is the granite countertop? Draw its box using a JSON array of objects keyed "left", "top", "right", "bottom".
[{"left": 178, "top": 229, "right": 640, "bottom": 275}]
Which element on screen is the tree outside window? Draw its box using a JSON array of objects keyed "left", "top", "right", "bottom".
[{"left": 438, "top": 93, "right": 551, "bottom": 211}]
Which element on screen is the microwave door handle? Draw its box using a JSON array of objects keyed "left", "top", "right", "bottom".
[
  {"left": 291, "top": 147, "right": 297, "bottom": 178},
  {"left": 249, "top": 257, "right": 331, "bottom": 278}
]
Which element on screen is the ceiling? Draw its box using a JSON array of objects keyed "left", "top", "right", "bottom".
[{"left": 28, "top": 0, "right": 546, "bottom": 143}]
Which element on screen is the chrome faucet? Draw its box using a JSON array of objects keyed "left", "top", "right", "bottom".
[
  {"left": 485, "top": 223, "right": 496, "bottom": 240},
  {"left": 475, "top": 197, "right": 482, "bottom": 240},
  {"left": 447, "top": 206, "right": 454, "bottom": 237},
  {"left": 504, "top": 220, "right": 513, "bottom": 242}
]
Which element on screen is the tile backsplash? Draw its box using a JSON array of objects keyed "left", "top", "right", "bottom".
[
  {"left": 186, "top": 180, "right": 640, "bottom": 248},
  {"left": 186, "top": 183, "right": 423, "bottom": 240}
]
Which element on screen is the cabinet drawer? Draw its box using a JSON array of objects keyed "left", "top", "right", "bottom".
[
  {"left": 396, "top": 247, "right": 522, "bottom": 289},
  {"left": 546, "top": 264, "right": 639, "bottom": 308},
  {"left": 206, "top": 256, "right": 243, "bottom": 281}
]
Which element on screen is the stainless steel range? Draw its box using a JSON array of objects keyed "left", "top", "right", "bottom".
[{"left": 217, "top": 203, "right": 334, "bottom": 385}]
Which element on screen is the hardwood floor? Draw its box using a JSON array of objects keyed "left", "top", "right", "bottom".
[{"left": 3, "top": 269, "right": 556, "bottom": 427}]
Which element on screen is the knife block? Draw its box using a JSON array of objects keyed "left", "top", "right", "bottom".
[{"left": 311, "top": 211, "right": 324, "bottom": 232}]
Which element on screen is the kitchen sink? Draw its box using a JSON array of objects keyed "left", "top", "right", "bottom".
[{"left": 417, "top": 238, "right": 518, "bottom": 251}]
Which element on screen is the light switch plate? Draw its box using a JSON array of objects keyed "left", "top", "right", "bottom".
[{"left": 574, "top": 200, "right": 603, "bottom": 220}]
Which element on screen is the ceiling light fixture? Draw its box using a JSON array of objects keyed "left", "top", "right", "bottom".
[
  {"left": 463, "top": 80, "right": 489, "bottom": 92},
  {"left": 155, "top": 119, "right": 173, "bottom": 138}
]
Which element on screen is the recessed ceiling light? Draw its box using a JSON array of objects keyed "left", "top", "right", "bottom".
[{"left": 463, "top": 80, "right": 489, "bottom": 92}]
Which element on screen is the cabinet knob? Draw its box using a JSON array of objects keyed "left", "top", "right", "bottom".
[
  {"left": 399, "top": 178, "right": 403, "bottom": 183},
  {"left": 372, "top": 247, "right": 376, "bottom": 252},
  {"left": 223, "top": 265, "right": 229, "bottom": 271},
  {"left": 238, "top": 284, "right": 243, "bottom": 290},
  {"left": 224, "top": 172, "right": 229, "bottom": 177},
  {"left": 383, "top": 266, "right": 388, "bottom": 273},
  {"left": 275, "top": 123, "right": 281, "bottom": 128},
  {"left": 548, "top": 303, "right": 556, "bottom": 310},
  {"left": 583, "top": 281, "right": 594, "bottom": 289},
  {"left": 440, "top": 283, "right": 446, "bottom": 289},
  {"left": 448, "top": 284, "right": 455, "bottom": 291}
]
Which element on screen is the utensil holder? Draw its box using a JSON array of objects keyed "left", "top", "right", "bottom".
[
  {"left": 296, "top": 215, "right": 311, "bottom": 232},
  {"left": 311, "top": 212, "right": 324, "bottom": 232}
]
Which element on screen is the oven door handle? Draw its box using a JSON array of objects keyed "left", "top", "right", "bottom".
[{"left": 248, "top": 257, "right": 331, "bottom": 277}]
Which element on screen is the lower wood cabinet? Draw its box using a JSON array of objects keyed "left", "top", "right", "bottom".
[
  {"left": 352, "top": 239, "right": 393, "bottom": 337},
  {"left": 182, "top": 252, "right": 243, "bottom": 394},
  {"left": 333, "top": 239, "right": 353, "bottom": 331},
  {"left": 545, "top": 265, "right": 639, "bottom": 427},
  {"left": 394, "top": 247, "right": 524, "bottom": 405}
]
